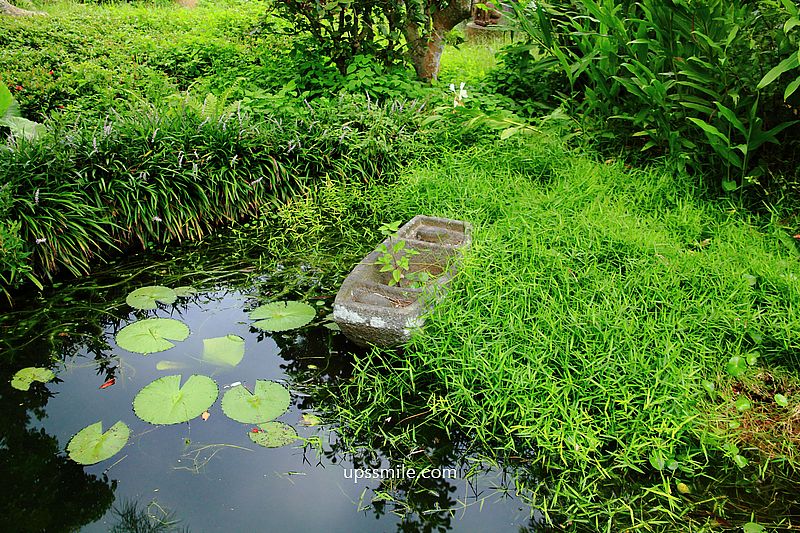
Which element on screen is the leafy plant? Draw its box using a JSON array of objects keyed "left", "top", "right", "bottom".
[
  {"left": 0, "top": 82, "right": 44, "bottom": 141},
  {"left": 269, "top": 0, "right": 471, "bottom": 80},
  {"left": 10, "top": 366, "right": 55, "bottom": 391},
  {"left": 757, "top": 0, "right": 800, "bottom": 101},
  {"left": 375, "top": 220, "right": 433, "bottom": 288},
  {"left": 133, "top": 374, "right": 219, "bottom": 425},
  {"left": 202, "top": 335, "right": 245, "bottom": 367},
  {"left": 249, "top": 421, "right": 298, "bottom": 448},
  {"left": 115, "top": 318, "right": 190, "bottom": 355},
  {"left": 67, "top": 421, "right": 130, "bottom": 465},
  {"left": 248, "top": 301, "right": 316, "bottom": 331},
  {"left": 221, "top": 380, "right": 290, "bottom": 424},
  {"left": 502, "top": 0, "right": 800, "bottom": 191}
]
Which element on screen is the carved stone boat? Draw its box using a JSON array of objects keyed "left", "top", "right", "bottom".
[{"left": 333, "top": 215, "right": 472, "bottom": 347}]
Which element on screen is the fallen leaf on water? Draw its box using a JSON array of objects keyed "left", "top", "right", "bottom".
[
  {"left": 201, "top": 410, "right": 210, "bottom": 421},
  {"left": 99, "top": 378, "right": 116, "bottom": 389}
]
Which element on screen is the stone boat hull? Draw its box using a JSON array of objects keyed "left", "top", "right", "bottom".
[{"left": 333, "top": 215, "right": 472, "bottom": 347}]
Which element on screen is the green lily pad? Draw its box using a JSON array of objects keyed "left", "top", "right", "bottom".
[
  {"left": 249, "top": 301, "right": 316, "bottom": 332},
  {"left": 249, "top": 421, "right": 298, "bottom": 448},
  {"left": 203, "top": 335, "right": 245, "bottom": 367},
  {"left": 133, "top": 374, "right": 218, "bottom": 425},
  {"left": 116, "top": 318, "right": 190, "bottom": 355},
  {"left": 174, "top": 286, "right": 197, "bottom": 298},
  {"left": 300, "top": 413, "right": 321, "bottom": 426},
  {"left": 11, "top": 367, "right": 55, "bottom": 391},
  {"left": 125, "top": 286, "right": 177, "bottom": 310},
  {"left": 67, "top": 421, "right": 129, "bottom": 465},
  {"left": 156, "top": 360, "right": 186, "bottom": 371},
  {"left": 221, "top": 380, "right": 290, "bottom": 423}
]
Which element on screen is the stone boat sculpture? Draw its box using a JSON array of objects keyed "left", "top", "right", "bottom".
[{"left": 333, "top": 215, "right": 472, "bottom": 347}]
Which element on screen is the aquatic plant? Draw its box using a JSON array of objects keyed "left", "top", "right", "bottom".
[
  {"left": 202, "top": 335, "right": 245, "bottom": 367},
  {"left": 115, "top": 318, "right": 190, "bottom": 355},
  {"left": 221, "top": 380, "right": 290, "bottom": 424},
  {"left": 133, "top": 374, "right": 218, "bottom": 425},
  {"left": 248, "top": 301, "right": 316, "bottom": 331},
  {"left": 125, "top": 286, "right": 177, "bottom": 310},
  {"left": 249, "top": 421, "right": 298, "bottom": 448},
  {"left": 10, "top": 366, "right": 54, "bottom": 391},
  {"left": 67, "top": 421, "right": 130, "bottom": 465}
]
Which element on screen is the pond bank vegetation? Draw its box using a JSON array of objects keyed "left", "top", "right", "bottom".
[{"left": 2, "top": 0, "right": 800, "bottom": 530}]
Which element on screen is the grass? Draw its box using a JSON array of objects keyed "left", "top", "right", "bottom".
[
  {"left": 0, "top": 0, "right": 272, "bottom": 121},
  {"left": 316, "top": 135, "right": 800, "bottom": 530},
  {"left": 2, "top": 1, "right": 800, "bottom": 529}
]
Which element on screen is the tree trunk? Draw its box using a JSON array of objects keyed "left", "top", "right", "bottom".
[
  {"left": 0, "top": 0, "right": 45, "bottom": 16},
  {"left": 405, "top": 0, "right": 471, "bottom": 81}
]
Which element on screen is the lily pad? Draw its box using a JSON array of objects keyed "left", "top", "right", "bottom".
[
  {"left": 249, "top": 421, "right": 298, "bottom": 448},
  {"left": 133, "top": 374, "right": 218, "bottom": 425},
  {"left": 67, "top": 421, "right": 129, "bottom": 465},
  {"left": 11, "top": 367, "right": 55, "bottom": 391},
  {"left": 300, "top": 413, "right": 322, "bottom": 426},
  {"left": 249, "top": 301, "right": 316, "bottom": 332},
  {"left": 203, "top": 335, "right": 245, "bottom": 367},
  {"left": 174, "top": 286, "right": 197, "bottom": 298},
  {"left": 116, "top": 318, "right": 190, "bottom": 355},
  {"left": 126, "top": 286, "right": 177, "bottom": 310},
  {"left": 156, "top": 360, "right": 186, "bottom": 371},
  {"left": 221, "top": 380, "right": 290, "bottom": 423}
]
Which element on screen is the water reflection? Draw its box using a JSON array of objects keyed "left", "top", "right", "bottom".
[{"left": 0, "top": 360, "right": 115, "bottom": 532}]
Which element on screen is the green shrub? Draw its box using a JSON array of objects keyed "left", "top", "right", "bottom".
[
  {"left": 0, "top": 1, "right": 266, "bottom": 120},
  {"left": 0, "top": 92, "right": 425, "bottom": 292},
  {"left": 501, "top": 0, "right": 800, "bottom": 196}
]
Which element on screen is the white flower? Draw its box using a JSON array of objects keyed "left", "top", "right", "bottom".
[
  {"left": 449, "top": 82, "right": 468, "bottom": 107},
  {"left": 152, "top": 216, "right": 162, "bottom": 222},
  {"left": 35, "top": 238, "right": 46, "bottom": 244}
]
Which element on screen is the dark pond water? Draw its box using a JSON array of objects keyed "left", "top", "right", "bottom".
[{"left": 0, "top": 240, "right": 540, "bottom": 532}]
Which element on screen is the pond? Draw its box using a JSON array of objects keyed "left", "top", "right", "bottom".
[{"left": 0, "top": 233, "right": 541, "bottom": 532}]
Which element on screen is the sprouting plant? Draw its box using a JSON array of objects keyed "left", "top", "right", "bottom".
[{"left": 376, "top": 221, "right": 418, "bottom": 286}]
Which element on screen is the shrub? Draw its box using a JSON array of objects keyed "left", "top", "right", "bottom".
[
  {"left": 501, "top": 0, "right": 800, "bottom": 196},
  {"left": 0, "top": 92, "right": 426, "bottom": 293}
]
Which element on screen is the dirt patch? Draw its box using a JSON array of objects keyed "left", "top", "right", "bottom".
[{"left": 176, "top": 0, "right": 197, "bottom": 8}]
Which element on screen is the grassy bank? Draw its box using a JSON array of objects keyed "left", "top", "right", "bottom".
[
  {"left": 315, "top": 137, "right": 800, "bottom": 530},
  {"left": 0, "top": 0, "right": 272, "bottom": 121},
  {"left": 0, "top": 0, "right": 434, "bottom": 300}
]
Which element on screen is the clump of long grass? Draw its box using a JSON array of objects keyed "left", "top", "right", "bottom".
[
  {"left": 0, "top": 93, "right": 423, "bottom": 294},
  {"left": 323, "top": 136, "right": 800, "bottom": 529}
]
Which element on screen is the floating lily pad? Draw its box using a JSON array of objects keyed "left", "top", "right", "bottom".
[
  {"left": 174, "top": 286, "right": 197, "bottom": 298},
  {"left": 67, "top": 421, "right": 129, "bottom": 465},
  {"left": 156, "top": 360, "right": 186, "bottom": 371},
  {"left": 116, "top": 318, "right": 190, "bottom": 355},
  {"left": 203, "top": 335, "right": 245, "bottom": 367},
  {"left": 249, "top": 421, "right": 298, "bottom": 448},
  {"left": 125, "top": 286, "right": 177, "bottom": 310},
  {"left": 221, "top": 380, "right": 290, "bottom": 423},
  {"left": 11, "top": 367, "right": 55, "bottom": 391},
  {"left": 249, "top": 301, "right": 316, "bottom": 332},
  {"left": 133, "top": 374, "right": 218, "bottom": 425},
  {"left": 300, "top": 413, "right": 321, "bottom": 426}
]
